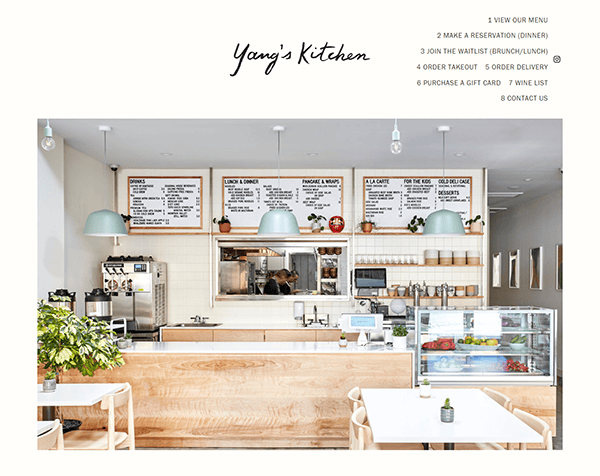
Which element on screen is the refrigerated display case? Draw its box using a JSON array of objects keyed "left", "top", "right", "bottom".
[{"left": 408, "top": 306, "right": 556, "bottom": 386}]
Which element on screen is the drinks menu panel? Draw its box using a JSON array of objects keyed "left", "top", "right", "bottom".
[
  {"left": 364, "top": 176, "right": 472, "bottom": 229},
  {"left": 128, "top": 176, "right": 202, "bottom": 229}
]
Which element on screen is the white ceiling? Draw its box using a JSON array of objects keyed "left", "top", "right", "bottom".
[{"left": 40, "top": 118, "right": 562, "bottom": 211}]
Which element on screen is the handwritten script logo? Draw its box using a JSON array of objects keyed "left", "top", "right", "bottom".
[{"left": 230, "top": 42, "right": 370, "bottom": 77}]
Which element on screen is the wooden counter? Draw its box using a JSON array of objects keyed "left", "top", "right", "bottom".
[{"left": 39, "top": 342, "right": 413, "bottom": 448}]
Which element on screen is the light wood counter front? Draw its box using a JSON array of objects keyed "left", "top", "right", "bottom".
[{"left": 41, "top": 344, "right": 413, "bottom": 448}]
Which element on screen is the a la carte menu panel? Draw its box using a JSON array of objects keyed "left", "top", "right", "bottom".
[
  {"left": 223, "top": 177, "right": 342, "bottom": 228},
  {"left": 364, "top": 176, "right": 472, "bottom": 228},
  {"left": 128, "top": 176, "right": 202, "bottom": 229}
]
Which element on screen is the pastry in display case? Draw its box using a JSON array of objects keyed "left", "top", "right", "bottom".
[{"left": 407, "top": 306, "right": 556, "bottom": 386}]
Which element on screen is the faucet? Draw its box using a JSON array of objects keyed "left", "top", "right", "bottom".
[
  {"left": 412, "top": 282, "right": 421, "bottom": 307},
  {"left": 440, "top": 283, "right": 449, "bottom": 307},
  {"left": 191, "top": 315, "right": 209, "bottom": 323}
]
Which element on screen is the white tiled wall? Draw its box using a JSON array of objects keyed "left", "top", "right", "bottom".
[{"left": 113, "top": 168, "right": 485, "bottom": 326}]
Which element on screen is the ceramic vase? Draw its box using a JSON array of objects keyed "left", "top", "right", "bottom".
[
  {"left": 440, "top": 406, "right": 454, "bottom": 423},
  {"left": 43, "top": 378, "right": 56, "bottom": 393},
  {"left": 420, "top": 384, "right": 431, "bottom": 398}
]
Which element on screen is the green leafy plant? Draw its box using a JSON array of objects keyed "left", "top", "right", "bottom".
[
  {"left": 213, "top": 216, "right": 230, "bottom": 225},
  {"left": 125, "top": 333, "right": 132, "bottom": 340},
  {"left": 407, "top": 215, "right": 426, "bottom": 233},
  {"left": 44, "top": 370, "right": 57, "bottom": 380},
  {"left": 308, "top": 213, "right": 326, "bottom": 230},
  {"left": 49, "top": 295, "right": 71, "bottom": 302},
  {"left": 423, "top": 378, "right": 430, "bottom": 386},
  {"left": 443, "top": 398, "right": 452, "bottom": 409},
  {"left": 340, "top": 332, "right": 346, "bottom": 340},
  {"left": 465, "top": 215, "right": 485, "bottom": 226},
  {"left": 392, "top": 325, "right": 408, "bottom": 337},
  {"left": 37, "top": 300, "right": 124, "bottom": 378},
  {"left": 121, "top": 214, "right": 133, "bottom": 222}
]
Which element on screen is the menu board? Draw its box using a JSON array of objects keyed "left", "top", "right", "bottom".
[
  {"left": 128, "top": 176, "right": 202, "bottom": 229},
  {"left": 223, "top": 176, "right": 343, "bottom": 228},
  {"left": 364, "top": 176, "right": 472, "bottom": 228}
]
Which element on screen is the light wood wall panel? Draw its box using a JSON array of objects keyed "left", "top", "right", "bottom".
[
  {"left": 213, "top": 330, "right": 265, "bottom": 342},
  {"left": 162, "top": 329, "right": 213, "bottom": 342},
  {"left": 39, "top": 351, "right": 413, "bottom": 448}
]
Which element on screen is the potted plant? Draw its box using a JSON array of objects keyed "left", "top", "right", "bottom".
[
  {"left": 420, "top": 378, "right": 431, "bottom": 398},
  {"left": 392, "top": 325, "right": 408, "bottom": 349},
  {"left": 441, "top": 397, "right": 454, "bottom": 423},
  {"left": 213, "top": 216, "right": 231, "bottom": 233},
  {"left": 121, "top": 214, "right": 133, "bottom": 233},
  {"left": 125, "top": 333, "right": 133, "bottom": 347},
  {"left": 465, "top": 215, "right": 485, "bottom": 233},
  {"left": 307, "top": 213, "right": 327, "bottom": 233},
  {"left": 358, "top": 220, "right": 376, "bottom": 233},
  {"left": 43, "top": 370, "right": 57, "bottom": 393},
  {"left": 407, "top": 215, "right": 426, "bottom": 233},
  {"left": 37, "top": 300, "right": 125, "bottom": 426},
  {"left": 339, "top": 332, "right": 348, "bottom": 347},
  {"left": 117, "top": 338, "right": 128, "bottom": 349}
]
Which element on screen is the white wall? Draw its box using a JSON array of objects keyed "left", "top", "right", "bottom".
[
  {"left": 64, "top": 146, "right": 114, "bottom": 317},
  {"left": 488, "top": 188, "right": 563, "bottom": 375},
  {"left": 37, "top": 125, "right": 65, "bottom": 299}
]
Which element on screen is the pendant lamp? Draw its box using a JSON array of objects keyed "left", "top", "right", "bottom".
[
  {"left": 422, "top": 126, "right": 466, "bottom": 236},
  {"left": 83, "top": 126, "right": 128, "bottom": 237},
  {"left": 257, "top": 126, "right": 300, "bottom": 236},
  {"left": 41, "top": 119, "right": 56, "bottom": 151},
  {"left": 390, "top": 119, "right": 402, "bottom": 155}
]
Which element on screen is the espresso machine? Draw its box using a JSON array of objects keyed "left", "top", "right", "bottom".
[{"left": 102, "top": 255, "right": 167, "bottom": 341}]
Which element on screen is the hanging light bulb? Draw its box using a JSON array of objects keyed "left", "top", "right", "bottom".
[
  {"left": 41, "top": 119, "right": 56, "bottom": 151},
  {"left": 390, "top": 119, "right": 402, "bottom": 155}
]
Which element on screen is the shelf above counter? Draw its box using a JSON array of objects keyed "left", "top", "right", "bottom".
[
  {"left": 354, "top": 295, "right": 484, "bottom": 300},
  {"left": 354, "top": 263, "right": 483, "bottom": 267}
]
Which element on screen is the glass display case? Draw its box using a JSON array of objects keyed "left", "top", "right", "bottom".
[{"left": 408, "top": 306, "right": 556, "bottom": 386}]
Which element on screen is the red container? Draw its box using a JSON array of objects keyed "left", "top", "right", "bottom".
[{"left": 329, "top": 216, "right": 345, "bottom": 233}]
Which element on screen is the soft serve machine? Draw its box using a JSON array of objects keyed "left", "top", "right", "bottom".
[{"left": 102, "top": 255, "right": 167, "bottom": 341}]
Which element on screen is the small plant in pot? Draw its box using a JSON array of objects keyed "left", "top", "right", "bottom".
[
  {"left": 407, "top": 215, "right": 426, "bottom": 233},
  {"left": 308, "top": 213, "right": 327, "bottom": 233},
  {"left": 43, "top": 370, "right": 57, "bottom": 393},
  {"left": 125, "top": 333, "right": 133, "bottom": 347},
  {"left": 358, "top": 220, "right": 376, "bottom": 233},
  {"left": 117, "top": 337, "right": 128, "bottom": 349},
  {"left": 441, "top": 397, "right": 454, "bottom": 423},
  {"left": 213, "top": 216, "right": 231, "bottom": 233},
  {"left": 121, "top": 214, "right": 133, "bottom": 232},
  {"left": 465, "top": 215, "right": 485, "bottom": 233},
  {"left": 392, "top": 325, "right": 408, "bottom": 349},
  {"left": 420, "top": 378, "right": 431, "bottom": 398},
  {"left": 339, "top": 332, "right": 348, "bottom": 347}
]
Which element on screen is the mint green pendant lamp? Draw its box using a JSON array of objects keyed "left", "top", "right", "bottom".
[
  {"left": 422, "top": 126, "right": 465, "bottom": 236},
  {"left": 258, "top": 126, "right": 300, "bottom": 236},
  {"left": 84, "top": 126, "right": 128, "bottom": 237}
]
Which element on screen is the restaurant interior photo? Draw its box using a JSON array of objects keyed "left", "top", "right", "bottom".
[{"left": 36, "top": 118, "right": 563, "bottom": 454}]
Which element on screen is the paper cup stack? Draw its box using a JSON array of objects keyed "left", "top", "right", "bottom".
[
  {"left": 467, "top": 250, "right": 480, "bottom": 265},
  {"left": 453, "top": 250, "right": 466, "bottom": 265},
  {"left": 424, "top": 250, "right": 439, "bottom": 265},
  {"left": 439, "top": 250, "right": 453, "bottom": 265},
  {"left": 455, "top": 285, "right": 465, "bottom": 297}
]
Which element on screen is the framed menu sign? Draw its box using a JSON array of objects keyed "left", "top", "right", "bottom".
[
  {"left": 128, "top": 176, "right": 202, "bottom": 229},
  {"left": 223, "top": 176, "right": 343, "bottom": 228},
  {"left": 363, "top": 176, "right": 472, "bottom": 229}
]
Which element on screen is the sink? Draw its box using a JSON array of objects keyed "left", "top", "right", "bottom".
[{"left": 174, "top": 323, "right": 222, "bottom": 327}]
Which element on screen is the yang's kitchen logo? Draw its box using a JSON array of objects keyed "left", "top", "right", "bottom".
[{"left": 230, "top": 42, "right": 370, "bottom": 77}]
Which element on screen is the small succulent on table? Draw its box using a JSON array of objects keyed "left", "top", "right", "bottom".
[
  {"left": 44, "top": 370, "right": 57, "bottom": 381},
  {"left": 407, "top": 215, "right": 426, "bottom": 233},
  {"left": 422, "top": 378, "right": 430, "bottom": 386},
  {"left": 443, "top": 398, "right": 452, "bottom": 409},
  {"left": 340, "top": 332, "right": 346, "bottom": 340},
  {"left": 392, "top": 325, "right": 408, "bottom": 337}
]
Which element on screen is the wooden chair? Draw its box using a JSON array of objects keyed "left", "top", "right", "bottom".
[
  {"left": 347, "top": 386, "right": 363, "bottom": 412},
  {"left": 512, "top": 408, "right": 553, "bottom": 450},
  {"left": 483, "top": 387, "right": 513, "bottom": 412},
  {"left": 63, "top": 383, "right": 135, "bottom": 450},
  {"left": 38, "top": 419, "right": 64, "bottom": 450},
  {"left": 349, "top": 406, "right": 424, "bottom": 450}
]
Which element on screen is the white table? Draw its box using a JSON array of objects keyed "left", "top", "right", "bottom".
[
  {"left": 38, "top": 383, "right": 126, "bottom": 421},
  {"left": 361, "top": 388, "right": 543, "bottom": 450},
  {"left": 37, "top": 421, "right": 54, "bottom": 436}
]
